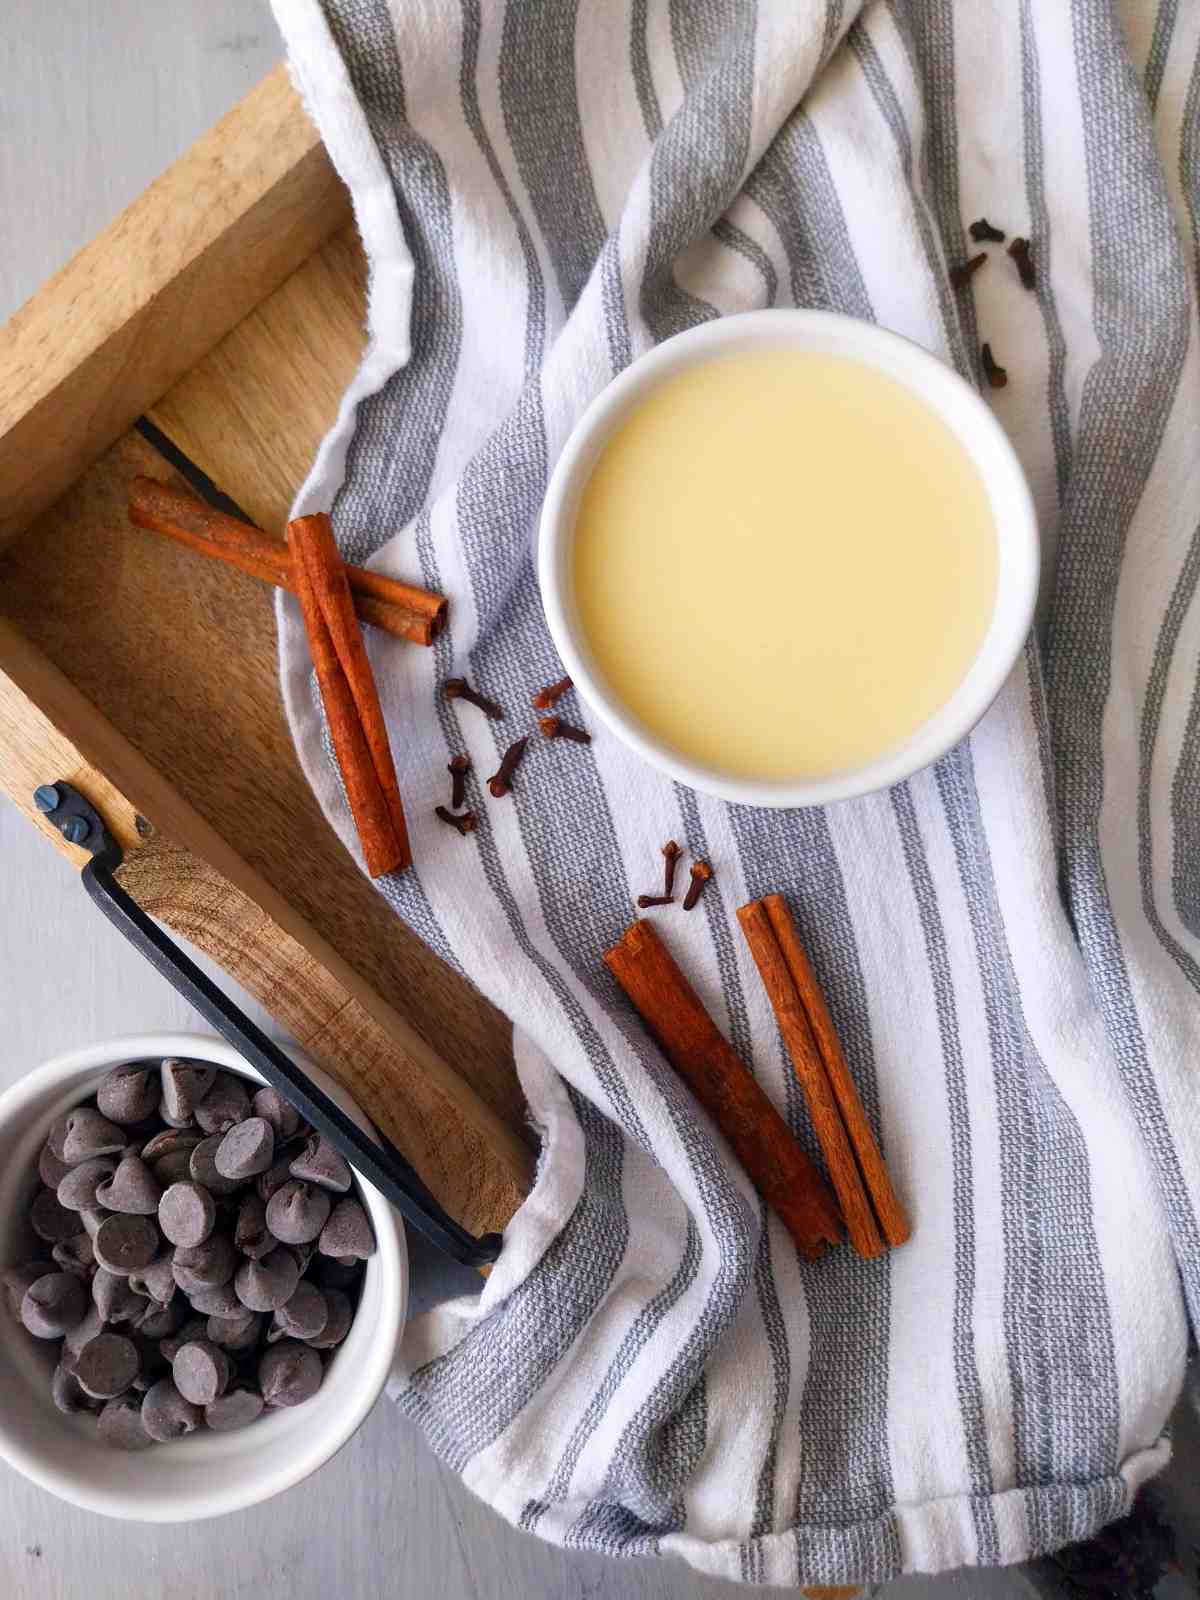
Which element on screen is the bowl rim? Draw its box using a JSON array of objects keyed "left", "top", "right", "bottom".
[
  {"left": 537, "top": 308, "right": 1040, "bottom": 808},
  {"left": 0, "top": 1030, "right": 408, "bottom": 1522}
]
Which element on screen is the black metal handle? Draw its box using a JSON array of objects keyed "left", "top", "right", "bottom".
[{"left": 33, "top": 782, "right": 502, "bottom": 1269}]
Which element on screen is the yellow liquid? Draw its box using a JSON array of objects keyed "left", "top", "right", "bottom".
[{"left": 572, "top": 348, "right": 997, "bottom": 781}]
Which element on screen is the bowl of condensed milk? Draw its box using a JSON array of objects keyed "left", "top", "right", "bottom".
[{"left": 538, "top": 309, "right": 1038, "bottom": 807}]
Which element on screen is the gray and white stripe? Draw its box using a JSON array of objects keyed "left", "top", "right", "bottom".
[{"left": 274, "top": 0, "right": 1196, "bottom": 1585}]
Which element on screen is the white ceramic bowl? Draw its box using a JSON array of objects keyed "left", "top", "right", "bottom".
[
  {"left": 538, "top": 309, "right": 1039, "bottom": 807},
  {"left": 0, "top": 1032, "right": 407, "bottom": 1522}
]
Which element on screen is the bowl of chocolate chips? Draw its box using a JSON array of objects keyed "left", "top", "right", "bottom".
[{"left": 0, "top": 1033, "right": 407, "bottom": 1520}]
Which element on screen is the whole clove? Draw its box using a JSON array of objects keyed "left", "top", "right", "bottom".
[
  {"left": 980, "top": 342, "right": 1008, "bottom": 389},
  {"left": 434, "top": 805, "right": 477, "bottom": 835},
  {"left": 444, "top": 678, "right": 503, "bottom": 719},
  {"left": 683, "top": 861, "right": 713, "bottom": 912},
  {"left": 968, "top": 217, "right": 1006, "bottom": 244},
  {"left": 637, "top": 841, "right": 683, "bottom": 910},
  {"left": 447, "top": 754, "right": 470, "bottom": 810},
  {"left": 488, "top": 738, "right": 529, "bottom": 798},
  {"left": 949, "top": 252, "right": 987, "bottom": 289},
  {"left": 538, "top": 716, "right": 591, "bottom": 744},
  {"left": 1008, "top": 236, "right": 1035, "bottom": 290},
  {"left": 662, "top": 841, "right": 683, "bottom": 898},
  {"left": 532, "top": 675, "right": 572, "bottom": 711}
]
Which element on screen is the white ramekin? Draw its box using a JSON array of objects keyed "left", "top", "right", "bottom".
[
  {"left": 538, "top": 309, "right": 1039, "bottom": 807},
  {"left": 0, "top": 1032, "right": 407, "bottom": 1522}
]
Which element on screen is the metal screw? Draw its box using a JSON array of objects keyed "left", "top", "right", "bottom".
[
  {"left": 33, "top": 784, "right": 61, "bottom": 815},
  {"left": 60, "top": 816, "right": 90, "bottom": 845}
]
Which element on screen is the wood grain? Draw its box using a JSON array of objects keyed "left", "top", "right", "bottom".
[
  {"left": 0, "top": 616, "right": 531, "bottom": 1237},
  {"left": 120, "top": 831, "right": 523, "bottom": 1235},
  {"left": 0, "top": 54, "right": 527, "bottom": 1234},
  {"left": 0, "top": 66, "right": 350, "bottom": 545},
  {"left": 0, "top": 431, "right": 523, "bottom": 1137},
  {"left": 149, "top": 226, "right": 371, "bottom": 533}
]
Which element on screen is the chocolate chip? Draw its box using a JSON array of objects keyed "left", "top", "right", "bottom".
[
  {"left": 21, "top": 1272, "right": 88, "bottom": 1338},
  {"left": 78, "top": 1207, "right": 111, "bottom": 1241},
  {"left": 259, "top": 1341, "right": 322, "bottom": 1408},
  {"left": 96, "top": 1063, "right": 161, "bottom": 1126},
  {"left": 38, "top": 1141, "right": 73, "bottom": 1190},
  {"left": 134, "top": 1296, "right": 185, "bottom": 1341},
  {"left": 141, "top": 1378, "right": 203, "bottom": 1441},
  {"left": 57, "top": 1157, "right": 118, "bottom": 1213},
  {"left": 140, "top": 1128, "right": 202, "bottom": 1164},
  {"left": 92, "top": 1267, "right": 147, "bottom": 1324},
  {"left": 172, "top": 1231, "right": 237, "bottom": 1287},
  {"left": 61, "top": 1108, "right": 126, "bottom": 1164},
  {"left": 215, "top": 1117, "right": 274, "bottom": 1181},
  {"left": 160, "top": 1059, "right": 216, "bottom": 1125},
  {"left": 128, "top": 1254, "right": 176, "bottom": 1305},
  {"left": 252, "top": 1088, "right": 302, "bottom": 1142},
  {"left": 289, "top": 1239, "right": 317, "bottom": 1276},
  {"left": 157, "top": 1104, "right": 195, "bottom": 1132},
  {"left": 268, "top": 1280, "right": 328, "bottom": 1343},
  {"left": 160, "top": 1316, "right": 209, "bottom": 1365},
  {"left": 46, "top": 1113, "right": 73, "bottom": 1161},
  {"left": 121, "top": 1116, "right": 164, "bottom": 1145},
  {"left": 172, "top": 1338, "right": 232, "bottom": 1405},
  {"left": 96, "top": 1154, "right": 161, "bottom": 1215},
  {"left": 52, "top": 1360, "right": 97, "bottom": 1415},
  {"left": 158, "top": 1182, "right": 215, "bottom": 1249},
  {"left": 7, "top": 1069, "right": 360, "bottom": 1449},
  {"left": 206, "top": 1309, "right": 262, "bottom": 1353},
  {"left": 233, "top": 1193, "right": 276, "bottom": 1260},
  {"left": 52, "top": 1233, "right": 95, "bottom": 1279},
  {"left": 3, "top": 1261, "right": 50, "bottom": 1316},
  {"left": 318, "top": 1198, "right": 376, "bottom": 1260},
  {"left": 93, "top": 1214, "right": 159, "bottom": 1276},
  {"left": 289, "top": 1134, "right": 351, "bottom": 1194},
  {"left": 194, "top": 1073, "right": 251, "bottom": 1136},
  {"left": 97, "top": 1393, "right": 153, "bottom": 1450},
  {"left": 63, "top": 1305, "right": 104, "bottom": 1363},
  {"left": 205, "top": 1381, "right": 265, "bottom": 1432},
  {"left": 256, "top": 1140, "right": 306, "bottom": 1204},
  {"left": 234, "top": 1247, "right": 299, "bottom": 1313},
  {"left": 149, "top": 1152, "right": 189, "bottom": 1186},
  {"left": 306, "top": 1289, "right": 354, "bottom": 1350},
  {"left": 266, "top": 1181, "right": 331, "bottom": 1246},
  {"left": 183, "top": 1276, "right": 239, "bottom": 1318},
  {"left": 130, "top": 1335, "right": 169, "bottom": 1388},
  {"left": 312, "top": 1255, "right": 363, "bottom": 1292},
  {"left": 75, "top": 1332, "right": 140, "bottom": 1399},
  {"left": 30, "top": 1187, "right": 82, "bottom": 1243},
  {"left": 188, "top": 1133, "right": 243, "bottom": 1197}
]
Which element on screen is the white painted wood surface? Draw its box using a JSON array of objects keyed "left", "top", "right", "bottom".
[{"left": 0, "top": 4, "right": 1056, "bottom": 1595}]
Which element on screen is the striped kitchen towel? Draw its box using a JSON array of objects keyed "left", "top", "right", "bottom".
[{"left": 270, "top": 0, "right": 1200, "bottom": 1587}]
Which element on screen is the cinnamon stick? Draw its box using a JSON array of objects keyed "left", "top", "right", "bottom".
[
  {"left": 129, "top": 477, "right": 447, "bottom": 646},
  {"left": 753, "top": 894, "right": 910, "bottom": 1248},
  {"left": 604, "top": 919, "right": 842, "bottom": 1257},
  {"left": 738, "top": 900, "right": 883, "bottom": 1257},
  {"left": 287, "top": 513, "right": 411, "bottom": 878}
]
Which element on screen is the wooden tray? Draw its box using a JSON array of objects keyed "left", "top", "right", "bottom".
[{"left": 0, "top": 69, "right": 532, "bottom": 1244}]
